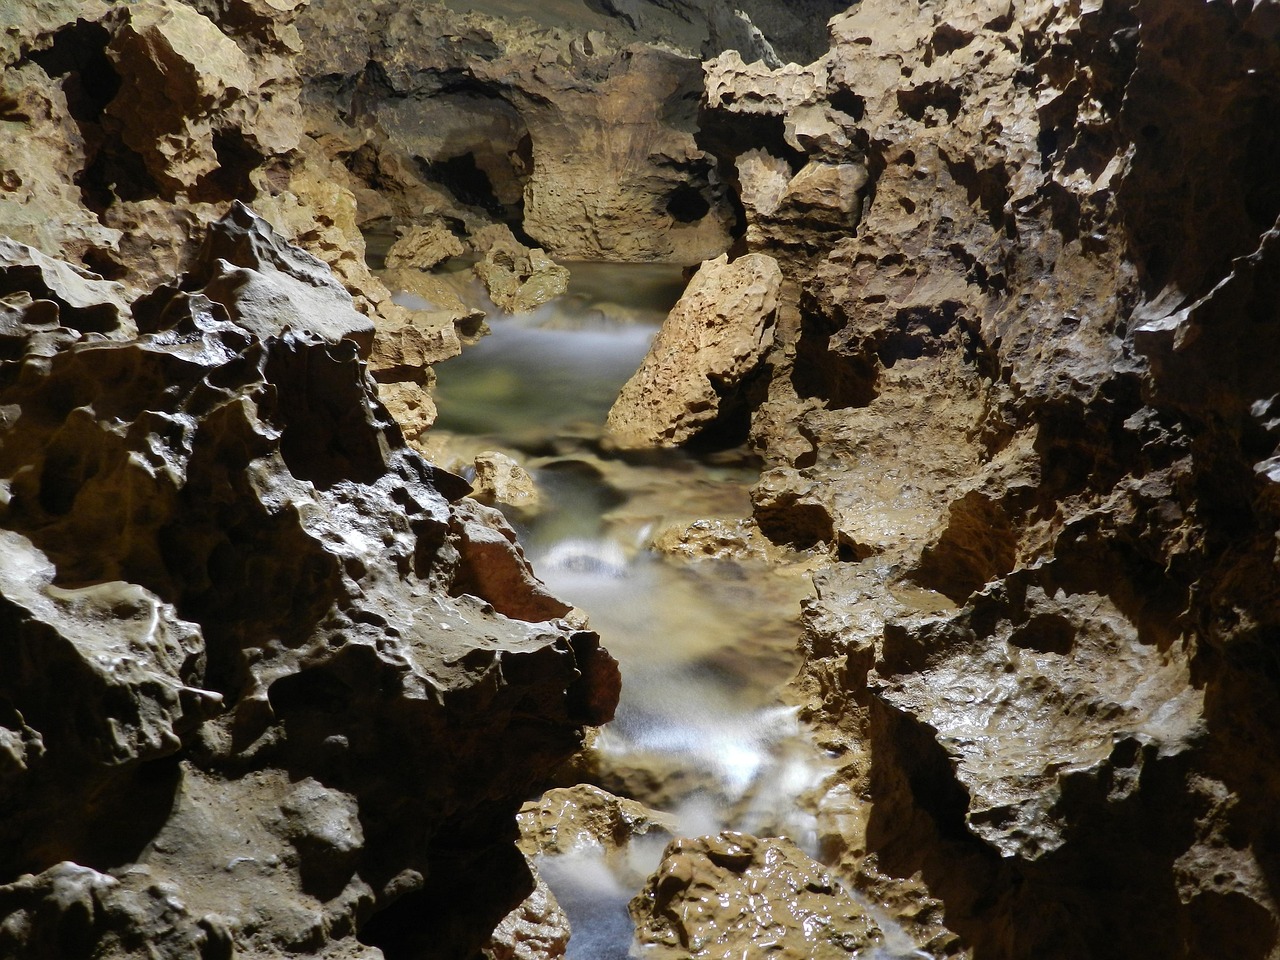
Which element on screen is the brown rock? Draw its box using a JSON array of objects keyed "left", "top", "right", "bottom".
[
  {"left": 473, "top": 451, "right": 541, "bottom": 514},
  {"left": 606, "top": 252, "right": 782, "bottom": 448},
  {"left": 630, "top": 832, "right": 880, "bottom": 960},
  {"left": 472, "top": 225, "right": 570, "bottom": 314},
  {"left": 0, "top": 221, "right": 618, "bottom": 958},
  {"left": 386, "top": 221, "right": 466, "bottom": 271},
  {"left": 105, "top": 0, "right": 256, "bottom": 195}
]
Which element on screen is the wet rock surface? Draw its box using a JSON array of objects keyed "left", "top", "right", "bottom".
[
  {"left": 630, "top": 832, "right": 880, "bottom": 960},
  {"left": 686, "top": 0, "right": 1280, "bottom": 957},
  {"left": 0, "top": 209, "right": 618, "bottom": 957}
]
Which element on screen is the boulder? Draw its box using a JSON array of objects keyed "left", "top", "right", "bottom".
[
  {"left": 606, "top": 252, "right": 781, "bottom": 448},
  {"left": 386, "top": 221, "right": 466, "bottom": 271},
  {"left": 472, "top": 224, "right": 570, "bottom": 314},
  {"left": 630, "top": 832, "right": 880, "bottom": 960}
]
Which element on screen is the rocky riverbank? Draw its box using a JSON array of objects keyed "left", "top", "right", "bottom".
[{"left": 4, "top": 0, "right": 1280, "bottom": 958}]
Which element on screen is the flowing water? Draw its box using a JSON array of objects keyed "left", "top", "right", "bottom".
[{"left": 374, "top": 250, "right": 913, "bottom": 957}]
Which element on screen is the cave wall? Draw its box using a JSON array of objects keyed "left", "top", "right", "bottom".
[{"left": 688, "top": 1, "right": 1280, "bottom": 957}]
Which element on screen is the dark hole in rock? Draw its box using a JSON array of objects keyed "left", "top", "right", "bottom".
[
  {"left": 77, "top": 136, "right": 159, "bottom": 211},
  {"left": 1243, "top": 95, "right": 1280, "bottom": 229},
  {"left": 666, "top": 183, "right": 711, "bottom": 223},
  {"left": 190, "top": 129, "right": 264, "bottom": 204},
  {"left": 268, "top": 667, "right": 354, "bottom": 715},
  {"left": 0, "top": 93, "right": 30, "bottom": 122},
  {"left": 791, "top": 303, "right": 879, "bottom": 409},
  {"left": 754, "top": 498, "right": 833, "bottom": 550},
  {"left": 81, "top": 247, "right": 127, "bottom": 281},
  {"left": 38, "top": 450, "right": 89, "bottom": 516},
  {"left": 358, "top": 843, "right": 532, "bottom": 960},
  {"left": 1009, "top": 613, "right": 1076, "bottom": 655},
  {"left": 30, "top": 20, "right": 119, "bottom": 123},
  {"left": 828, "top": 88, "right": 865, "bottom": 122},
  {"left": 897, "top": 82, "right": 963, "bottom": 123},
  {"left": 417, "top": 152, "right": 505, "bottom": 218}
]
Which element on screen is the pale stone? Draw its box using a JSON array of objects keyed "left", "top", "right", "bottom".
[
  {"left": 385, "top": 222, "right": 466, "bottom": 271},
  {"left": 472, "top": 452, "right": 540, "bottom": 513},
  {"left": 630, "top": 832, "right": 880, "bottom": 960},
  {"left": 605, "top": 252, "right": 781, "bottom": 448}
]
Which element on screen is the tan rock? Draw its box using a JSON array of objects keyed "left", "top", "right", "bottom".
[
  {"left": 472, "top": 225, "right": 570, "bottom": 314},
  {"left": 105, "top": 0, "right": 255, "bottom": 194},
  {"left": 385, "top": 221, "right": 466, "bottom": 271},
  {"left": 0, "top": 62, "right": 122, "bottom": 267},
  {"left": 0, "top": 229, "right": 619, "bottom": 960},
  {"left": 375, "top": 379, "right": 438, "bottom": 449},
  {"left": 483, "top": 869, "right": 571, "bottom": 960},
  {"left": 472, "top": 452, "right": 541, "bottom": 514},
  {"left": 517, "top": 784, "right": 678, "bottom": 859},
  {"left": 630, "top": 832, "right": 880, "bottom": 960},
  {"left": 0, "top": 237, "right": 133, "bottom": 337},
  {"left": 703, "top": 50, "right": 825, "bottom": 116},
  {"left": 606, "top": 252, "right": 781, "bottom": 448}
]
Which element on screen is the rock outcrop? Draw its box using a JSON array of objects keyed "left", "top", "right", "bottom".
[
  {"left": 605, "top": 252, "right": 782, "bottom": 448},
  {"left": 0, "top": 208, "right": 618, "bottom": 958},
  {"left": 687, "top": 1, "right": 1280, "bottom": 957},
  {"left": 630, "top": 832, "right": 880, "bottom": 960}
]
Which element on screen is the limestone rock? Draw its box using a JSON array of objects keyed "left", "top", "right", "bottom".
[
  {"left": 294, "top": 1, "right": 739, "bottom": 263},
  {"left": 606, "top": 252, "right": 781, "bottom": 448},
  {"left": 630, "top": 832, "right": 880, "bottom": 960},
  {"left": 699, "top": 0, "right": 1280, "bottom": 955},
  {"left": 168, "top": 201, "right": 376, "bottom": 353},
  {"left": 104, "top": 0, "right": 255, "bottom": 194},
  {"left": 0, "top": 220, "right": 618, "bottom": 958},
  {"left": 517, "top": 785, "right": 678, "bottom": 859},
  {"left": 473, "top": 451, "right": 541, "bottom": 515},
  {"left": 483, "top": 869, "right": 571, "bottom": 960},
  {"left": 0, "top": 60, "right": 123, "bottom": 268},
  {"left": 472, "top": 225, "right": 570, "bottom": 314},
  {"left": 386, "top": 221, "right": 466, "bottom": 271},
  {"left": 0, "top": 237, "right": 133, "bottom": 338}
]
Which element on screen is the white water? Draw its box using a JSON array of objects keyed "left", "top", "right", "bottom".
[{"left": 392, "top": 260, "right": 913, "bottom": 958}]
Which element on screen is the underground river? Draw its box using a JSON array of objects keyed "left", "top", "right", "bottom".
[{"left": 371, "top": 249, "right": 920, "bottom": 958}]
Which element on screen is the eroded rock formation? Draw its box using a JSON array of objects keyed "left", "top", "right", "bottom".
[
  {"left": 0, "top": 208, "right": 618, "bottom": 958},
  {"left": 606, "top": 252, "right": 782, "bottom": 448},
  {"left": 5, "top": 0, "right": 1280, "bottom": 957},
  {"left": 630, "top": 832, "right": 880, "bottom": 960},
  {"left": 683, "top": 1, "right": 1280, "bottom": 957}
]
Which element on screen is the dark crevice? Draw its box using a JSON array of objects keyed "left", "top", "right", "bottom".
[
  {"left": 189, "top": 129, "right": 264, "bottom": 204},
  {"left": 415, "top": 153, "right": 506, "bottom": 219},
  {"left": 29, "top": 20, "right": 119, "bottom": 124},
  {"left": 665, "top": 183, "right": 711, "bottom": 223}
]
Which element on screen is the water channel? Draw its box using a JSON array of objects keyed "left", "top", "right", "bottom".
[{"left": 370, "top": 246, "right": 912, "bottom": 958}]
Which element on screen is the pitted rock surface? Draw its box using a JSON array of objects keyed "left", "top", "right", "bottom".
[
  {"left": 690, "top": 1, "right": 1280, "bottom": 956},
  {"left": 630, "top": 832, "right": 880, "bottom": 960},
  {"left": 0, "top": 208, "right": 618, "bottom": 958},
  {"left": 606, "top": 252, "right": 781, "bottom": 448}
]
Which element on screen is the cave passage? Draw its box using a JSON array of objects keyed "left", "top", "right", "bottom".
[{"left": 391, "top": 257, "right": 838, "bottom": 957}]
